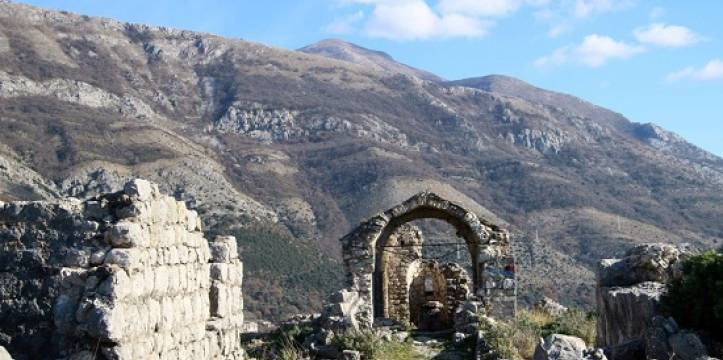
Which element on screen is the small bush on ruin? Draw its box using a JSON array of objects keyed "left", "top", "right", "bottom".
[
  {"left": 480, "top": 308, "right": 597, "bottom": 360},
  {"left": 332, "top": 329, "right": 384, "bottom": 359},
  {"left": 662, "top": 250, "right": 723, "bottom": 343},
  {"left": 260, "top": 324, "right": 313, "bottom": 360}
]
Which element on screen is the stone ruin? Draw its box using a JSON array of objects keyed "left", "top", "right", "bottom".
[
  {"left": 0, "top": 179, "right": 245, "bottom": 360},
  {"left": 596, "top": 243, "right": 718, "bottom": 360},
  {"left": 328, "top": 192, "right": 516, "bottom": 330},
  {"left": 376, "top": 224, "right": 471, "bottom": 330}
]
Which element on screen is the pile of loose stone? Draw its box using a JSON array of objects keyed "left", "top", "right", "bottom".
[{"left": 0, "top": 179, "right": 245, "bottom": 360}]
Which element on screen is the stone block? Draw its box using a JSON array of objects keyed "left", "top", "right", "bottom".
[
  {"left": 210, "top": 282, "right": 229, "bottom": 318},
  {"left": 596, "top": 282, "right": 665, "bottom": 347},
  {"left": 186, "top": 211, "right": 198, "bottom": 232},
  {"left": 104, "top": 248, "right": 144, "bottom": 269},
  {"left": 210, "top": 236, "right": 239, "bottom": 262},
  {"left": 63, "top": 248, "right": 91, "bottom": 267},
  {"left": 124, "top": 179, "right": 154, "bottom": 202},
  {"left": 210, "top": 263, "right": 229, "bottom": 282},
  {"left": 107, "top": 222, "right": 148, "bottom": 248}
]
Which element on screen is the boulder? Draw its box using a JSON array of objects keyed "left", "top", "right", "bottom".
[
  {"left": 0, "top": 347, "right": 12, "bottom": 360},
  {"left": 644, "top": 316, "right": 680, "bottom": 360},
  {"left": 668, "top": 331, "right": 708, "bottom": 360},
  {"left": 340, "top": 350, "right": 361, "bottom": 360},
  {"left": 596, "top": 281, "right": 665, "bottom": 347},
  {"left": 533, "top": 334, "right": 587, "bottom": 360},
  {"left": 583, "top": 348, "right": 607, "bottom": 360},
  {"left": 598, "top": 243, "right": 683, "bottom": 288},
  {"left": 645, "top": 316, "right": 711, "bottom": 360}
]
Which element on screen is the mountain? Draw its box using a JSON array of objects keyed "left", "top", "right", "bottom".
[
  {"left": 1, "top": 1, "right": 722, "bottom": 321},
  {"left": 299, "top": 38, "right": 444, "bottom": 82}
]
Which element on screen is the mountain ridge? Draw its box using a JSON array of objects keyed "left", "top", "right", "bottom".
[{"left": 299, "top": 38, "right": 445, "bottom": 82}]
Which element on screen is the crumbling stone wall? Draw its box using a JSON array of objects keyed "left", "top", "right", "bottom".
[
  {"left": 339, "top": 192, "right": 515, "bottom": 327},
  {"left": 408, "top": 261, "right": 470, "bottom": 330},
  {"left": 0, "top": 179, "right": 245, "bottom": 360},
  {"left": 380, "top": 224, "right": 422, "bottom": 324}
]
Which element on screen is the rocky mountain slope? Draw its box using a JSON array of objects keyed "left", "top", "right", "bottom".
[
  {"left": 1, "top": 1, "right": 722, "bottom": 321},
  {"left": 299, "top": 38, "right": 443, "bottom": 82}
]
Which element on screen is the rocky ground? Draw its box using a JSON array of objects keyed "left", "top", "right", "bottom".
[{"left": 1, "top": 1, "right": 722, "bottom": 322}]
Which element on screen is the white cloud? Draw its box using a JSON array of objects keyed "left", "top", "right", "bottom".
[
  {"left": 326, "top": 11, "right": 365, "bottom": 34},
  {"left": 534, "top": 46, "right": 571, "bottom": 67},
  {"left": 363, "top": 0, "right": 488, "bottom": 40},
  {"left": 438, "top": 0, "right": 522, "bottom": 17},
  {"left": 666, "top": 59, "right": 723, "bottom": 83},
  {"left": 634, "top": 23, "right": 702, "bottom": 48},
  {"left": 574, "top": 0, "right": 634, "bottom": 18},
  {"left": 535, "top": 0, "right": 635, "bottom": 38},
  {"left": 328, "top": 0, "right": 548, "bottom": 40},
  {"left": 535, "top": 34, "right": 644, "bottom": 68},
  {"left": 546, "top": 22, "right": 571, "bottom": 38}
]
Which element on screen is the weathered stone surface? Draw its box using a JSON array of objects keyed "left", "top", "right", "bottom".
[
  {"left": 337, "top": 192, "right": 513, "bottom": 328},
  {"left": 596, "top": 281, "right": 665, "bottom": 347},
  {"left": 668, "top": 331, "right": 708, "bottom": 360},
  {"left": 0, "top": 179, "right": 246, "bottom": 360},
  {"left": 123, "top": 179, "right": 153, "bottom": 201},
  {"left": 321, "top": 289, "right": 363, "bottom": 330},
  {"left": 643, "top": 316, "right": 711, "bottom": 360},
  {"left": 0, "top": 346, "right": 12, "bottom": 360},
  {"left": 533, "top": 334, "right": 587, "bottom": 360},
  {"left": 583, "top": 348, "right": 608, "bottom": 360},
  {"left": 598, "top": 243, "right": 683, "bottom": 288},
  {"left": 596, "top": 243, "right": 716, "bottom": 360},
  {"left": 454, "top": 301, "right": 482, "bottom": 336},
  {"left": 340, "top": 350, "right": 361, "bottom": 360}
]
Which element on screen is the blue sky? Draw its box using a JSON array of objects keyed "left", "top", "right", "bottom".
[{"left": 18, "top": 0, "right": 723, "bottom": 156}]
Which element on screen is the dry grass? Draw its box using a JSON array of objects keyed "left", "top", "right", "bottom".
[{"left": 481, "top": 308, "right": 597, "bottom": 360}]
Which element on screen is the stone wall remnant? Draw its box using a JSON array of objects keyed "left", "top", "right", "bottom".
[
  {"left": 0, "top": 179, "right": 245, "bottom": 360},
  {"left": 337, "top": 191, "right": 515, "bottom": 327}
]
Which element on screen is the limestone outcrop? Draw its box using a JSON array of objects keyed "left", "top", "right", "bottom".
[
  {"left": 0, "top": 179, "right": 245, "bottom": 360},
  {"left": 596, "top": 243, "right": 717, "bottom": 360}
]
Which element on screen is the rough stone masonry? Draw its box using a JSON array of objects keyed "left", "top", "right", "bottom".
[{"left": 0, "top": 179, "right": 245, "bottom": 360}]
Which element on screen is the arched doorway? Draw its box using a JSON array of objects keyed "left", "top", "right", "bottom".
[{"left": 339, "top": 192, "right": 516, "bottom": 327}]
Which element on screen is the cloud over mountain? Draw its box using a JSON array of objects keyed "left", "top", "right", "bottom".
[
  {"left": 535, "top": 34, "right": 644, "bottom": 68},
  {"left": 634, "top": 23, "right": 703, "bottom": 48}
]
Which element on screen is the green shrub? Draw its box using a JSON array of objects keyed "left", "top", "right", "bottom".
[
  {"left": 662, "top": 250, "right": 723, "bottom": 342},
  {"left": 263, "top": 324, "right": 313, "bottom": 360},
  {"left": 540, "top": 309, "right": 597, "bottom": 345},
  {"left": 480, "top": 318, "right": 524, "bottom": 360},
  {"left": 481, "top": 308, "right": 597, "bottom": 360},
  {"left": 332, "top": 329, "right": 384, "bottom": 359}
]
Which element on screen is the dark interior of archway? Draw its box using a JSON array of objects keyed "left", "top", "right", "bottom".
[{"left": 372, "top": 206, "right": 480, "bottom": 319}]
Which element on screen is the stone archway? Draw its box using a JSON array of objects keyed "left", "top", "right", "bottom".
[{"left": 339, "top": 192, "right": 516, "bottom": 327}]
